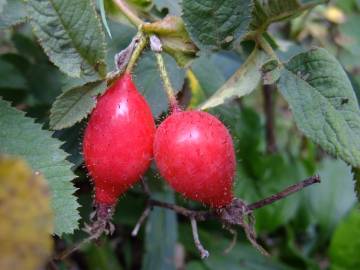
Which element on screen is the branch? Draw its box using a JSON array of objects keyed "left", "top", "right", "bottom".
[
  {"left": 263, "top": 84, "right": 277, "bottom": 154},
  {"left": 248, "top": 175, "right": 320, "bottom": 211},
  {"left": 147, "top": 175, "right": 320, "bottom": 219},
  {"left": 57, "top": 175, "right": 321, "bottom": 262},
  {"left": 149, "top": 199, "right": 211, "bottom": 221},
  {"left": 140, "top": 177, "right": 151, "bottom": 196},
  {"left": 54, "top": 234, "right": 98, "bottom": 260},
  {"left": 54, "top": 203, "right": 115, "bottom": 261}
]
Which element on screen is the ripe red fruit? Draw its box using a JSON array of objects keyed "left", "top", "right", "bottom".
[
  {"left": 154, "top": 109, "right": 236, "bottom": 208},
  {"left": 83, "top": 73, "right": 155, "bottom": 205}
]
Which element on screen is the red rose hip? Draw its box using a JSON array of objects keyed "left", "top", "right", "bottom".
[
  {"left": 83, "top": 73, "right": 155, "bottom": 206},
  {"left": 154, "top": 109, "right": 236, "bottom": 208}
]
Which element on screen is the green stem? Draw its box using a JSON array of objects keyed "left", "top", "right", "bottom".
[
  {"left": 155, "top": 52, "right": 178, "bottom": 108},
  {"left": 125, "top": 34, "right": 148, "bottom": 73},
  {"left": 114, "top": 0, "right": 144, "bottom": 27},
  {"left": 257, "top": 35, "right": 278, "bottom": 60}
]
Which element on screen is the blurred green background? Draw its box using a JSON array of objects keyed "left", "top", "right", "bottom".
[{"left": 1, "top": 0, "right": 360, "bottom": 269}]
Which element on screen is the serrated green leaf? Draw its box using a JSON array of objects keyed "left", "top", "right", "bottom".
[
  {"left": 142, "top": 191, "right": 177, "bottom": 270},
  {"left": 0, "top": 0, "right": 27, "bottom": 29},
  {"left": 0, "top": 99, "right": 80, "bottom": 235},
  {"left": 199, "top": 48, "right": 269, "bottom": 110},
  {"left": 27, "top": 0, "right": 107, "bottom": 80},
  {"left": 50, "top": 81, "right": 106, "bottom": 130},
  {"left": 329, "top": 209, "right": 360, "bottom": 270},
  {"left": 278, "top": 47, "right": 360, "bottom": 168},
  {"left": 182, "top": 0, "right": 253, "bottom": 50},
  {"left": 134, "top": 51, "right": 185, "bottom": 117},
  {"left": 251, "top": 0, "right": 326, "bottom": 31}
]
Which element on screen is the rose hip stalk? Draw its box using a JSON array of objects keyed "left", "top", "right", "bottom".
[
  {"left": 153, "top": 106, "right": 236, "bottom": 208},
  {"left": 83, "top": 73, "right": 155, "bottom": 235}
]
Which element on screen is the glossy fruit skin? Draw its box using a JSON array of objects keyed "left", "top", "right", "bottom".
[
  {"left": 83, "top": 73, "right": 155, "bottom": 205},
  {"left": 154, "top": 110, "right": 236, "bottom": 208}
]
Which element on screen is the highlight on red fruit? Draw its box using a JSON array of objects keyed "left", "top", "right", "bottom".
[
  {"left": 153, "top": 109, "right": 236, "bottom": 208},
  {"left": 83, "top": 73, "right": 156, "bottom": 205}
]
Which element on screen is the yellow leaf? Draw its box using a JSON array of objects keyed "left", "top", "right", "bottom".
[
  {"left": 323, "top": 6, "right": 346, "bottom": 24},
  {"left": 0, "top": 156, "right": 53, "bottom": 270}
]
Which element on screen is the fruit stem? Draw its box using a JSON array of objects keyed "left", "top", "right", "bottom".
[
  {"left": 54, "top": 234, "right": 98, "bottom": 260},
  {"left": 190, "top": 217, "right": 210, "bottom": 259},
  {"left": 149, "top": 198, "right": 210, "bottom": 220},
  {"left": 257, "top": 34, "right": 282, "bottom": 67},
  {"left": 54, "top": 203, "right": 115, "bottom": 261},
  {"left": 155, "top": 52, "right": 178, "bottom": 109},
  {"left": 133, "top": 175, "right": 320, "bottom": 259},
  {"left": 113, "top": 0, "right": 143, "bottom": 27},
  {"left": 125, "top": 33, "right": 148, "bottom": 73}
]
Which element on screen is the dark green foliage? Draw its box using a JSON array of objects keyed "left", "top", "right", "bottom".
[{"left": 1, "top": 0, "right": 360, "bottom": 269}]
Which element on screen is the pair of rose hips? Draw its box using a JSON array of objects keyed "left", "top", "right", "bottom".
[{"left": 83, "top": 73, "right": 236, "bottom": 211}]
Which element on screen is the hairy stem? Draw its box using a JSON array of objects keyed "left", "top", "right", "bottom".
[
  {"left": 125, "top": 34, "right": 148, "bottom": 73},
  {"left": 155, "top": 52, "right": 178, "bottom": 108}
]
